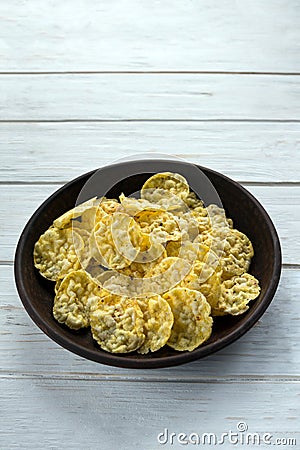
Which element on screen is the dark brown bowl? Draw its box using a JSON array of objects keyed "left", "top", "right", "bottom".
[{"left": 14, "top": 160, "right": 281, "bottom": 369}]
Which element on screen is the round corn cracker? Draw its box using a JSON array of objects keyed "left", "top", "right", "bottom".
[
  {"left": 97, "top": 197, "right": 120, "bottom": 214},
  {"left": 184, "top": 191, "right": 204, "bottom": 210},
  {"left": 53, "top": 269, "right": 103, "bottom": 329},
  {"left": 54, "top": 197, "right": 120, "bottom": 232},
  {"left": 137, "top": 295, "right": 174, "bottom": 354},
  {"left": 163, "top": 287, "right": 213, "bottom": 351},
  {"left": 69, "top": 206, "right": 104, "bottom": 232},
  {"left": 191, "top": 204, "right": 232, "bottom": 235},
  {"left": 118, "top": 249, "right": 167, "bottom": 279},
  {"left": 34, "top": 227, "right": 84, "bottom": 281},
  {"left": 110, "top": 212, "right": 144, "bottom": 259},
  {"left": 53, "top": 197, "right": 98, "bottom": 229},
  {"left": 146, "top": 256, "right": 192, "bottom": 294},
  {"left": 94, "top": 250, "right": 168, "bottom": 298},
  {"left": 172, "top": 212, "right": 199, "bottom": 241},
  {"left": 54, "top": 277, "right": 63, "bottom": 295},
  {"left": 96, "top": 271, "right": 141, "bottom": 298},
  {"left": 221, "top": 229, "right": 253, "bottom": 279},
  {"left": 134, "top": 209, "right": 181, "bottom": 243},
  {"left": 166, "top": 240, "right": 210, "bottom": 264},
  {"left": 141, "top": 172, "right": 189, "bottom": 204},
  {"left": 89, "top": 294, "right": 145, "bottom": 353},
  {"left": 71, "top": 227, "right": 91, "bottom": 269},
  {"left": 93, "top": 213, "right": 143, "bottom": 269},
  {"left": 181, "top": 260, "right": 222, "bottom": 311},
  {"left": 119, "top": 193, "right": 161, "bottom": 216},
  {"left": 133, "top": 232, "right": 166, "bottom": 264},
  {"left": 215, "top": 273, "right": 260, "bottom": 316},
  {"left": 198, "top": 227, "right": 253, "bottom": 278},
  {"left": 85, "top": 257, "right": 106, "bottom": 280}
]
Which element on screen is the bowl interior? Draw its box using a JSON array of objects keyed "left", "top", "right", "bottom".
[{"left": 15, "top": 161, "right": 281, "bottom": 368}]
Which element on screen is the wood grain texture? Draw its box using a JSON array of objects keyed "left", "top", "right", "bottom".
[
  {"left": 1, "top": 184, "right": 299, "bottom": 264},
  {"left": 0, "top": 376, "right": 298, "bottom": 450},
  {"left": 0, "top": 122, "right": 299, "bottom": 183},
  {"left": 0, "top": 0, "right": 299, "bottom": 72},
  {"left": 1, "top": 1, "right": 299, "bottom": 446},
  {"left": 2, "top": 266, "right": 299, "bottom": 378},
  {"left": 1, "top": 74, "right": 300, "bottom": 120}
]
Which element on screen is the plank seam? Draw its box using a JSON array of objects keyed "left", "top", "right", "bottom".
[
  {"left": 0, "top": 372, "right": 299, "bottom": 383},
  {"left": 1, "top": 181, "right": 300, "bottom": 187},
  {"left": 0, "top": 71, "right": 300, "bottom": 76},
  {"left": 0, "top": 119, "right": 300, "bottom": 124}
]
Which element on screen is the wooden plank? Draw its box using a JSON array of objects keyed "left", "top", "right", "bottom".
[
  {"left": 0, "top": 184, "right": 299, "bottom": 264},
  {"left": 0, "top": 184, "right": 58, "bottom": 262},
  {"left": 0, "top": 0, "right": 299, "bottom": 72},
  {"left": 0, "top": 377, "right": 298, "bottom": 450},
  {"left": 2, "top": 266, "right": 299, "bottom": 378},
  {"left": 0, "top": 74, "right": 299, "bottom": 120},
  {"left": 0, "top": 121, "right": 299, "bottom": 183}
]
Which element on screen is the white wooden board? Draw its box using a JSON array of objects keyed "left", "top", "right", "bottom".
[
  {"left": 1, "top": 1, "right": 299, "bottom": 448},
  {"left": 0, "top": 0, "right": 299, "bottom": 73},
  {"left": 0, "top": 377, "right": 299, "bottom": 450},
  {"left": 1, "top": 184, "right": 299, "bottom": 264},
  {"left": 0, "top": 121, "right": 299, "bottom": 183},
  {"left": 2, "top": 266, "right": 299, "bottom": 378},
  {"left": 1, "top": 74, "right": 299, "bottom": 120}
]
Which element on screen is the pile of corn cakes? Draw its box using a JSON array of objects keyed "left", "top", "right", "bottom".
[{"left": 33, "top": 172, "right": 260, "bottom": 354}]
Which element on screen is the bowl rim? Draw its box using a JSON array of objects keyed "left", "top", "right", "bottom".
[{"left": 14, "top": 162, "right": 282, "bottom": 369}]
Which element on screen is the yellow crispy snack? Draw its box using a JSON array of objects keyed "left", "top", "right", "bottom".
[
  {"left": 141, "top": 172, "right": 189, "bottom": 203},
  {"left": 89, "top": 294, "right": 145, "bottom": 353},
  {"left": 118, "top": 248, "right": 167, "bottom": 278},
  {"left": 53, "top": 269, "right": 103, "bottom": 329},
  {"left": 163, "top": 287, "right": 213, "bottom": 351},
  {"left": 181, "top": 254, "right": 222, "bottom": 311},
  {"left": 95, "top": 270, "right": 141, "bottom": 297},
  {"left": 54, "top": 197, "right": 120, "bottom": 233},
  {"left": 33, "top": 170, "right": 260, "bottom": 355},
  {"left": 54, "top": 277, "right": 63, "bottom": 295},
  {"left": 85, "top": 257, "right": 106, "bottom": 280},
  {"left": 214, "top": 273, "right": 260, "bottom": 316},
  {"left": 191, "top": 210, "right": 212, "bottom": 234},
  {"left": 93, "top": 212, "right": 143, "bottom": 269},
  {"left": 191, "top": 204, "right": 232, "bottom": 235},
  {"left": 172, "top": 211, "right": 200, "bottom": 241},
  {"left": 93, "top": 245, "right": 168, "bottom": 298},
  {"left": 221, "top": 229, "right": 253, "bottom": 278},
  {"left": 184, "top": 191, "right": 204, "bottom": 210},
  {"left": 69, "top": 206, "right": 104, "bottom": 232},
  {"left": 166, "top": 240, "right": 183, "bottom": 258},
  {"left": 97, "top": 198, "right": 120, "bottom": 215},
  {"left": 94, "top": 252, "right": 168, "bottom": 298},
  {"left": 89, "top": 225, "right": 105, "bottom": 265},
  {"left": 137, "top": 295, "right": 174, "bottom": 354},
  {"left": 53, "top": 197, "right": 98, "bottom": 229},
  {"left": 34, "top": 227, "right": 84, "bottom": 281},
  {"left": 146, "top": 256, "right": 192, "bottom": 294},
  {"left": 206, "top": 204, "right": 233, "bottom": 228},
  {"left": 133, "top": 232, "right": 166, "bottom": 264},
  {"left": 72, "top": 227, "right": 91, "bottom": 269},
  {"left": 200, "top": 228, "right": 253, "bottom": 279},
  {"left": 134, "top": 209, "right": 181, "bottom": 243},
  {"left": 166, "top": 240, "right": 209, "bottom": 263},
  {"left": 119, "top": 193, "right": 161, "bottom": 216}
]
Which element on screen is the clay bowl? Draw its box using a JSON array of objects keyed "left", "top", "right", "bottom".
[{"left": 15, "top": 160, "right": 281, "bottom": 368}]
